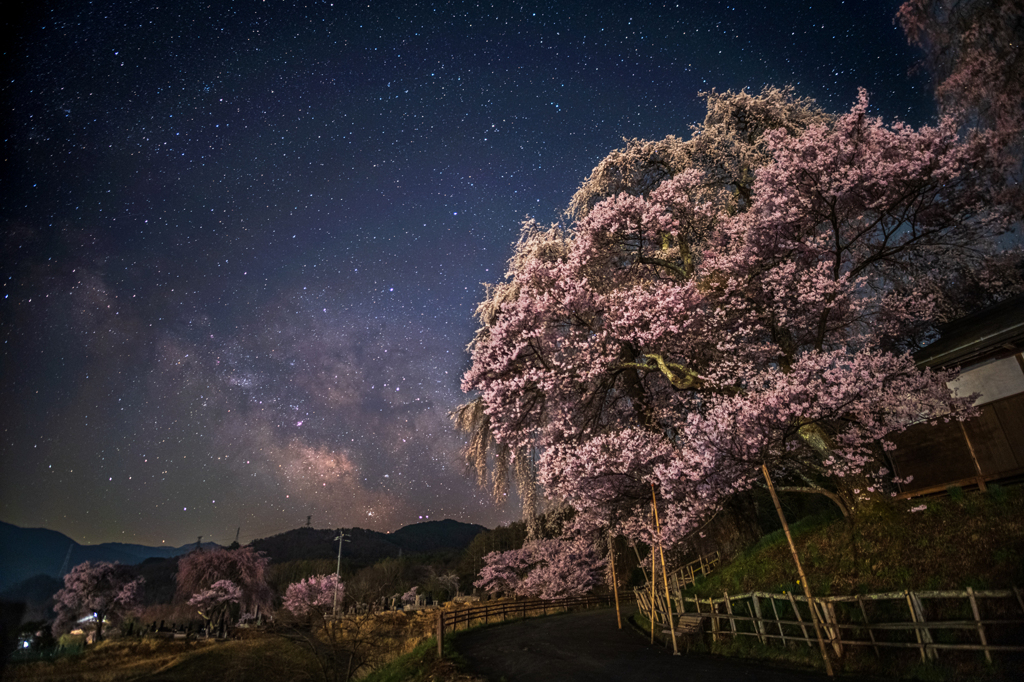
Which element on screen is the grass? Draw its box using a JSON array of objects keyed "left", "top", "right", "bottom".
[
  {"left": 688, "top": 484, "right": 1024, "bottom": 598},
  {"left": 361, "top": 634, "right": 480, "bottom": 682}
]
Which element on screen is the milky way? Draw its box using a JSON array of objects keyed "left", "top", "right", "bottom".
[{"left": 1, "top": 0, "right": 932, "bottom": 546}]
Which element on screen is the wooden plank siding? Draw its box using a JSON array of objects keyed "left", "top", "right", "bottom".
[{"left": 891, "top": 392, "right": 1024, "bottom": 496}]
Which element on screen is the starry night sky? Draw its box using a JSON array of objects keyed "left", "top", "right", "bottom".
[{"left": 1, "top": 0, "right": 934, "bottom": 547}]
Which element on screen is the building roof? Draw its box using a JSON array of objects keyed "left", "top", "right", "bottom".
[{"left": 914, "top": 294, "right": 1024, "bottom": 368}]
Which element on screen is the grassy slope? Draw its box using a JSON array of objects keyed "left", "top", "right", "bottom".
[{"left": 690, "top": 484, "right": 1024, "bottom": 598}]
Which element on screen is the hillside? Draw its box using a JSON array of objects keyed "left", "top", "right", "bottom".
[
  {"left": 686, "top": 484, "right": 1024, "bottom": 597},
  {"left": 250, "top": 519, "right": 488, "bottom": 565}
]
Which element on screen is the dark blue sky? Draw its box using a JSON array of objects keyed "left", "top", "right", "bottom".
[{"left": 1, "top": 0, "right": 933, "bottom": 546}]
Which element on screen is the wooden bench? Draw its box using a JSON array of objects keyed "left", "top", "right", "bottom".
[{"left": 662, "top": 613, "right": 706, "bottom": 636}]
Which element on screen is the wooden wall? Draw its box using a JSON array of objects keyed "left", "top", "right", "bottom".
[{"left": 890, "top": 392, "right": 1024, "bottom": 496}]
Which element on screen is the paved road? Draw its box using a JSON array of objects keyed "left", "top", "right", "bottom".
[{"left": 455, "top": 607, "right": 870, "bottom": 682}]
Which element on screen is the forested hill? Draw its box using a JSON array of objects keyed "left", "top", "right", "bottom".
[{"left": 249, "top": 519, "right": 487, "bottom": 564}]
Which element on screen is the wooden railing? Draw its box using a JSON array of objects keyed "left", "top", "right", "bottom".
[
  {"left": 637, "top": 585, "right": 1024, "bottom": 662},
  {"left": 671, "top": 551, "right": 720, "bottom": 588},
  {"left": 435, "top": 592, "right": 634, "bottom": 658}
]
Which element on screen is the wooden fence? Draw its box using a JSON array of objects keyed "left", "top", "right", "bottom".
[
  {"left": 435, "top": 593, "right": 634, "bottom": 658},
  {"left": 637, "top": 585, "right": 1024, "bottom": 662},
  {"left": 673, "top": 551, "right": 721, "bottom": 588}
]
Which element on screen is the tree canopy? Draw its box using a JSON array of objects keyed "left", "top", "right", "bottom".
[
  {"left": 474, "top": 537, "right": 606, "bottom": 599},
  {"left": 460, "top": 88, "right": 1017, "bottom": 547},
  {"left": 282, "top": 573, "right": 344, "bottom": 619},
  {"left": 52, "top": 561, "right": 143, "bottom": 641},
  {"left": 175, "top": 546, "right": 273, "bottom": 616}
]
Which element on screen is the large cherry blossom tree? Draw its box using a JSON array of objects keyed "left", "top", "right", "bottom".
[
  {"left": 463, "top": 91, "right": 1012, "bottom": 545},
  {"left": 455, "top": 87, "right": 832, "bottom": 531},
  {"left": 175, "top": 546, "right": 273, "bottom": 616},
  {"left": 52, "top": 561, "right": 143, "bottom": 641}
]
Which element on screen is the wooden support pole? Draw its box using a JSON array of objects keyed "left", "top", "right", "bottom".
[
  {"left": 724, "top": 591, "right": 737, "bottom": 634},
  {"left": 906, "top": 591, "right": 927, "bottom": 663},
  {"left": 652, "top": 484, "right": 680, "bottom": 655},
  {"left": 650, "top": 534, "right": 657, "bottom": 644},
  {"left": 912, "top": 592, "right": 935, "bottom": 660},
  {"left": 959, "top": 421, "right": 988, "bottom": 492},
  {"left": 763, "top": 464, "right": 834, "bottom": 676},
  {"left": 857, "top": 595, "right": 879, "bottom": 659},
  {"left": 787, "top": 591, "right": 812, "bottom": 646},
  {"left": 770, "top": 596, "right": 786, "bottom": 645},
  {"left": 609, "top": 534, "right": 623, "bottom": 630}
]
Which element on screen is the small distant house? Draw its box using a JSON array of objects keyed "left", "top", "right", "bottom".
[{"left": 889, "top": 295, "right": 1024, "bottom": 497}]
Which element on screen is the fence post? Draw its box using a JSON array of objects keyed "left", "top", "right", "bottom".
[
  {"left": 752, "top": 594, "right": 766, "bottom": 644},
  {"left": 436, "top": 611, "right": 444, "bottom": 659},
  {"left": 724, "top": 592, "right": 737, "bottom": 634},
  {"left": 966, "top": 586, "right": 992, "bottom": 664}
]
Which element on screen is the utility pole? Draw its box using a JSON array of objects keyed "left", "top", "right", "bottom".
[
  {"left": 333, "top": 529, "right": 350, "bottom": 617},
  {"left": 306, "top": 515, "right": 312, "bottom": 528},
  {"left": 196, "top": 536, "right": 203, "bottom": 551}
]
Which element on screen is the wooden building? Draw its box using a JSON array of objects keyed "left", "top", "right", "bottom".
[{"left": 889, "top": 295, "right": 1024, "bottom": 496}]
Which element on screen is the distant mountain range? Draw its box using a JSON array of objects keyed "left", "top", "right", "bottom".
[
  {"left": 0, "top": 521, "right": 215, "bottom": 593},
  {"left": 0, "top": 518, "right": 488, "bottom": 594}
]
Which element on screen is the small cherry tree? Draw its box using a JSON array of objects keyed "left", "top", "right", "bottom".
[
  {"left": 283, "top": 574, "right": 345, "bottom": 619},
  {"left": 187, "top": 579, "right": 241, "bottom": 636},
  {"left": 400, "top": 586, "right": 419, "bottom": 606},
  {"left": 52, "top": 561, "right": 143, "bottom": 641}
]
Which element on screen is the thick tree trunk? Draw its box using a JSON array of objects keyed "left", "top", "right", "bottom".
[{"left": 795, "top": 422, "right": 884, "bottom": 515}]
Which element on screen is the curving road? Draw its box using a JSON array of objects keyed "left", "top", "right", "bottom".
[{"left": 454, "top": 606, "right": 871, "bottom": 682}]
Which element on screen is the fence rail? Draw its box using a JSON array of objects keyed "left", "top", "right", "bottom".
[
  {"left": 637, "top": 585, "right": 1024, "bottom": 663},
  {"left": 436, "top": 593, "right": 634, "bottom": 658},
  {"left": 671, "top": 551, "right": 721, "bottom": 588}
]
